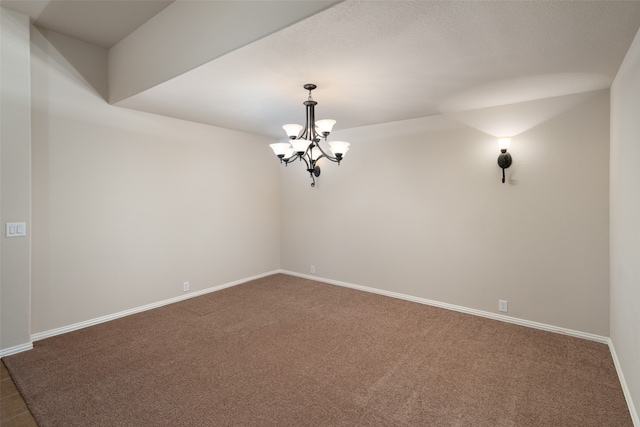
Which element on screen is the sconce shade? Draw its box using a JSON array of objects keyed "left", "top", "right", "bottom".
[
  {"left": 283, "top": 124, "right": 303, "bottom": 138},
  {"left": 328, "top": 140, "right": 350, "bottom": 156},
  {"left": 498, "top": 137, "right": 511, "bottom": 151},
  {"left": 315, "top": 119, "right": 336, "bottom": 135}
]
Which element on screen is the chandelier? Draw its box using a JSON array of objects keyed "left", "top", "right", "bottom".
[{"left": 270, "top": 84, "right": 350, "bottom": 187}]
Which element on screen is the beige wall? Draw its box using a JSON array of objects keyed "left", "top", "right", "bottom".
[
  {"left": 611, "top": 27, "right": 640, "bottom": 422},
  {"left": 28, "top": 28, "right": 280, "bottom": 334},
  {"left": 0, "top": 8, "right": 635, "bottom": 419},
  {"left": 0, "top": 8, "right": 31, "bottom": 352},
  {"left": 0, "top": 7, "right": 623, "bottom": 378},
  {"left": 280, "top": 90, "right": 610, "bottom": 336}
]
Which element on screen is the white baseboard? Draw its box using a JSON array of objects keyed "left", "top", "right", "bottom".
[
  {"left": 280, "top": 270, "right": 640, "bottom": 425},
  {"left": 608, "top": 340, "right": 640, "bottom": 426},
  {"left": 279, "top": 270, "right": 609, "bottom": 343},
  {"left": 30, "top": 270, "right": 280, "bottom": 343},
  {"left": 6, "top": 269, "right": 637, "bottom": 425},
  {"left": 0, "top": 342, "right": 33, "bottom": 358}
]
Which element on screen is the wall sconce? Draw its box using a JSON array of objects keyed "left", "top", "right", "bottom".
[{"left": 497, "top": 137, "right": 512, "bottom": 184}]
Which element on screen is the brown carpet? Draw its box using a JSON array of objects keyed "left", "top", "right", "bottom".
[{"left": 2, "top": 274, "right": 632, "bottom": 426}]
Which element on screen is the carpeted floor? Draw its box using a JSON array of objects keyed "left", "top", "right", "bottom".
[{"left": 2, "top": 274, "right": 632, "bottom": 426}]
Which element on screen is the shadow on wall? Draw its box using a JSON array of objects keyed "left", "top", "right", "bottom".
[{"left": 34, "top": 27, "right": 108, "bottom": 101}]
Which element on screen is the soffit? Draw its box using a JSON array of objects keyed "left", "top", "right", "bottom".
[
  {"left": 3, "top": 1, "right": 640, "bottom": 139},
  {"left": 1, "top": 0, "right": 173, "bottom": 49},
  {"left": 114, "top": 1, "right": 640, "bottom": 138}
]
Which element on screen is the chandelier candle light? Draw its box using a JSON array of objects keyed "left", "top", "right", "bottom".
[{"left": 270, "top": 84, "right": 350, "bottom": 187}]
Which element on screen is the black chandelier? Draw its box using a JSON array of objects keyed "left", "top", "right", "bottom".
[{"left": 270, "top": 84, "right": 350, "bottom": 187}]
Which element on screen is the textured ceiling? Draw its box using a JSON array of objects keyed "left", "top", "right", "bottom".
[{"left": 4, "top": 1, "right": 640, "bottom": 139}]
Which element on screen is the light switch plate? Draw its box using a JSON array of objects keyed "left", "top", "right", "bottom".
[{"left": 6, "top": 222, "right": 27, "bottom": 237}]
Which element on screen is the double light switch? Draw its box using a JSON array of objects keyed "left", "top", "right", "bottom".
[{"left": 5, "top": 222, "right": 27, "bottom": 237}]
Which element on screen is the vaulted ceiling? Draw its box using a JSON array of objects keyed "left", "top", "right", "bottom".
[{"left": 4, "top": 0, "right": 640, "bottom": 139}]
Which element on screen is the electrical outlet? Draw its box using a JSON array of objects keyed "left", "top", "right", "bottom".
[
  {"left": 183, "top": 281, "right": 190, "bottom": 292},
  {"left": 310, "top": 265, "right": 316, "bottom": 274},
  {"left": 498, "top": 299, "right": 508, "bottom": 312}
]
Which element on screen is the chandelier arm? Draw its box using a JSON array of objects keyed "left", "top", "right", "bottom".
[
  {"left": 281, "top": 153, "right": 300, "bottom": 165},
  {"left": 313, "top": 142, "right": 340, "bottom": 163},
  {"left": 299, "top": 151, "right": 320, "bottom": 187},
  {"left": 300, "top": 142, "right": 313, "bottom": 159},
  {"left": 299, "top": 153, "right": 312, "bottom": 170},
  {"left": 297, "top": 129, "right": 310, "bottom": 140}
]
